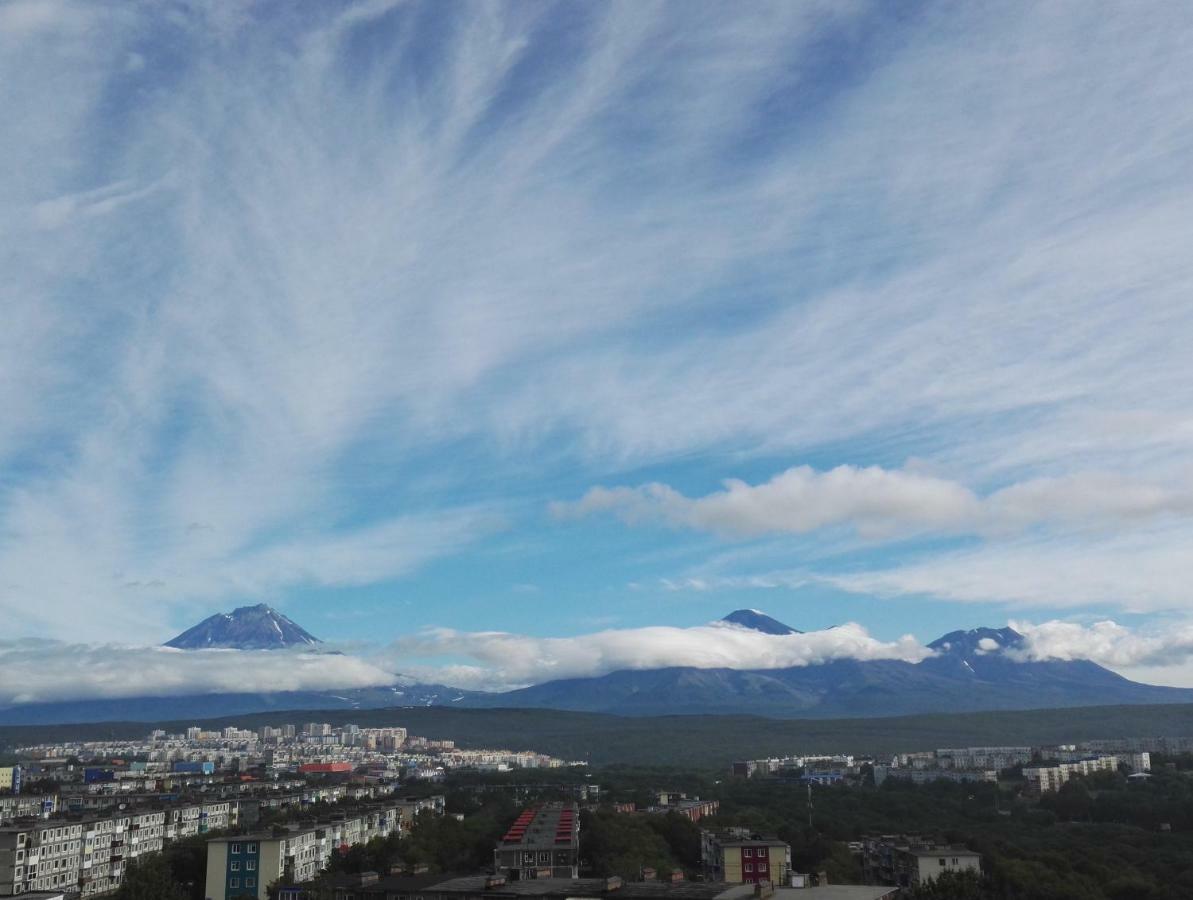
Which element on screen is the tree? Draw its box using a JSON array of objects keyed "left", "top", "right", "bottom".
[
  {"left": 902, "top": 869, "right": 993, "bottom": 900},
  {"left": 114, "top": 854, "right": 188, "bottom": 900},
  {"left": 1047, "top": 780, "right": 1093, "bottom": 821}
]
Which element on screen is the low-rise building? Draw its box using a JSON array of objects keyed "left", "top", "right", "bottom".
[
  {"left": 493, "top": 804, "right": 579, "bottom": 881},
  {"left": 643, "top": 794, "right": 719, "bottom": 823},
  {"left": 701, "top": 830, "right": 791, "bottom": 886},
  {"left": 860, "top": 836, "right": 980, "bottom": 889}
]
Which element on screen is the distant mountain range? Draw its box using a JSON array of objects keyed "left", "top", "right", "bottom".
[
  {"left": 3, "top": 607, "right": 1192, "bottom": 726},
  {"left": 466, "top": 615, "right": 1190, "bottom": 717},
  {"left": 164, "top": 603, "right": 321, "bottom": 650}
]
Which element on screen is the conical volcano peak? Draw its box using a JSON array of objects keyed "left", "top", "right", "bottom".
[
  {"left": 721, "top": 609, "right": 801, "bottom": 635},
  {"left": 164, "top": 604, "right": 321, "bottom": 650}
]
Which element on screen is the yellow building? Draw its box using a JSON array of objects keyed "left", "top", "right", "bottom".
[
  {"left": 701, "top": 831, "right": 791, "bottom": 886},
  {"left": 0, "top": 767, "right": 19, "bottom": 793}
]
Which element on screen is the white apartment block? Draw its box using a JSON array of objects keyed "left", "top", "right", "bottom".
[
  {"left": 935, "top": 747, "right": 1033, "bottom": 770},
  {"left": 204, "top": 803, "right": 402, "bottom": 900},
  {"left": 1023, "top": 755, "right": 1120, "bottom": 793},
  {"left": 0, "top": 802, "right": 219, "bottom": 897},
  {"left": 0, "top": 797, "right": 56, "bottom": 827}
]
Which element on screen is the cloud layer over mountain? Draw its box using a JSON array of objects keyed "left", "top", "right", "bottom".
[
  {"left": 392, "top": 620, "right": 929, "bottom": 691},
  {"left": 7, "top": 613, "right": 1193, "bottom": 705},
  {"left": 0, "top": 642, "right": 396, "bottom": 706}
]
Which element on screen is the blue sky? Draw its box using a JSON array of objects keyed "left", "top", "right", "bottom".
[{"left": 4, "top": 0, "right": 1193, "bottom": 696}]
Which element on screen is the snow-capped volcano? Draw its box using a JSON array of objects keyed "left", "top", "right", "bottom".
[{"left": 164, "top": 604, "right": 321, "bottom": 650}]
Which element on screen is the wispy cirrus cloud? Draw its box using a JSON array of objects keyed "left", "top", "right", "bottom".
[
  {"left": 824, "top": 525, "right": 1193, "bottom": 614},
  {"left": 3, "top": 0, "right": 1193, "bottom": 648}
]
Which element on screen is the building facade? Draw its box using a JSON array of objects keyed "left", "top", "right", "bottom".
[
  {"left": 701, "top": 830, "right": 791, "bottom": 886},
  {"left": 860, "top": 836, "right": 980, "bottom": 889},
  {"left": 203, "top": 803, "right": 402, "bottom": 900}
]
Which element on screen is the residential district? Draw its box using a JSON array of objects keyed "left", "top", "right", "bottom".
[{"left": 0, "top": 724, "right": 1187, "bottom": 900}]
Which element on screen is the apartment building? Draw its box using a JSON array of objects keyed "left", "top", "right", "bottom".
[
  {"left": 871, "top": 766, "right": 996, "bottom": 787},
  {"left": 934, "top": 747, "right": 1032, "bottom": 770},
  {"left": 1, "top": 817, "right": 101, "bottom": 896},
  {"left": 202, "top": 801, "right": 237, "bottom": 832},
  {"left": 0, "top": 803, "right": 188, "bottom": 897},
  {"left": 493, "top": 804, "right": 579, "bottom": 880},
  {"left": 860, "top": 836, "right": 980, "bottom": 889},
  {"left": 166, "top": 804, "right": 204, "bottom": 841},
  {"left": 0, "top": 797, "right": 56, "bottom": 827},
  {"left": 1022, "top": 756, "right": 1119, "bottom": 794},
  {"left": 204, "top": 803, "right": 402, "bottom": 900},
  {"left": 701, "top": 830, "right": 791, "bottom": 886},
  {"left": 0, "top": 770, "right": 20, "bottom": 796}
]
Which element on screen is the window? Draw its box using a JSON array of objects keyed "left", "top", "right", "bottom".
[
  {"left": 231, "top": 862, "right": 240, "bottom": 871},
  {"left": 247, "top": 843, "right": 257, "bottom": 853},
  {"left": 247, "top": 878, "right": 256, "bottom": 888},
  {"left": 230, "top": 877, "right": 239, "bottom": 889},
  {"left": 246, "top": 860, "right": 256, "bottom": 871},
  {"left": 743, "top": 848, "right": 753, "bottom": 858},
  {"left": 952, "top": 858, "right": 959, "bottom": 865},
  {"left": 938, "top": 859, "right": 946, "bottom": 867},
  {"left": 231, "top": 843, "right": 241, "bottom": 854},
  {"left": 744, "top": 864, "right": 753, "bottom": 873}
]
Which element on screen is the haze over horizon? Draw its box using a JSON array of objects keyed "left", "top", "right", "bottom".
[{"left": 4, "top": 1, "right": 1193, "bottom": 701}]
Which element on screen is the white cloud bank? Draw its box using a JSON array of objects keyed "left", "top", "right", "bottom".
[
  {"left": 395, "top": 616, "right": 1193, "bottom": 691},
  {"left": 555, "top": 466, "right": 1193, "bottom": 539},
  {"left": 392, "top": 620, "right": 930, "bottom": 691},
  {"left": 9, "top": 616, "right": 1193, "bottom": 703},
  {"left": 0, "top": 642, "right": 397, "bottom": 707},
  {"left": 1013, "top": 619, "right": 1193, "bottom": 668}
]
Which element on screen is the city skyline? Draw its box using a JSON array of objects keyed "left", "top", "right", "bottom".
[{"left": 4, "top": 1, "right": 1193, "bottom": 697}]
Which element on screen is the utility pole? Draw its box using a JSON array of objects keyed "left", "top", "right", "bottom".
[{"left": 807, "top": 782, "right": 813, "bottom": 829}]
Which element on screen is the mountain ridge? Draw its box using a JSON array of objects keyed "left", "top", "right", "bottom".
[{"left": 6, "top": 608, "right": 1187, "bottom": 726}]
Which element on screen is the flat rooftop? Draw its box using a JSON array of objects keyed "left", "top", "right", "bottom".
[{"left": 498, "top": 803, "right": 578, "bottom": 850}]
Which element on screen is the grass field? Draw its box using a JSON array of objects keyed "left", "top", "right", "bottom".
[{"left": 4, "top": 703, "right": 1193, "bottom": 766}]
